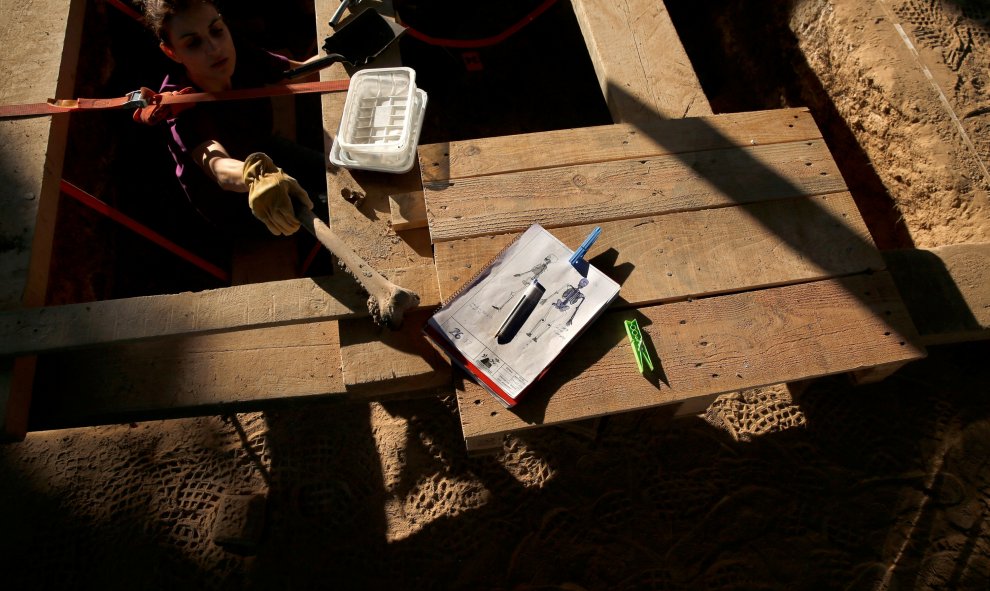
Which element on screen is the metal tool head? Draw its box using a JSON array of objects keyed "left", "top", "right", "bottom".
[{"left": 323, "top": 7, "right": 405, "bottom": 66}]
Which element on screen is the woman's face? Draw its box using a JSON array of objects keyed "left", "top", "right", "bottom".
[{"left": 161, "top": 3, "right": 236, "bottom": 90}]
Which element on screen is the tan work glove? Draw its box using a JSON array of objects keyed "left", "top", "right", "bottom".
[{"left": 242, "top": 152, "right": 314, "bottom": 236}]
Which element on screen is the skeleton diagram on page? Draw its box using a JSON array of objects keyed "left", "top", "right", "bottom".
[
  {"left": 526, "top": 277, "right": 589, "bottom": 341},
  {"left": 492, "top": 254, "right": 557, "bottom": 310}
]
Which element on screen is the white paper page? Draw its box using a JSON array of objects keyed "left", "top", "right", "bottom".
[{"left": 430, "top": 225, "right": 620, "bottom": 400}]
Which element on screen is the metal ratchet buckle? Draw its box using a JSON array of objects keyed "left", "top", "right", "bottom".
[{"left": 123, "top": 89, "right": 150, "bottom": 109}]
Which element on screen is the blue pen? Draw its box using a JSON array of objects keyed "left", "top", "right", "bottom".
[{"left": 569, "top": 226, "right": 601, "bottom": 265}]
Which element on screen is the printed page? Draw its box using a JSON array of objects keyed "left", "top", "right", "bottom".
[{"left": 430, "top": 225, "right": 620, "bottom": 400}]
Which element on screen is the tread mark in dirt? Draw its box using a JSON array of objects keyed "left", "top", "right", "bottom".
[{"left": 894, "top": 0, "right": 989, "bottom": 71}]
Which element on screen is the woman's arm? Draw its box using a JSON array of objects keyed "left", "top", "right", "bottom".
[{"left": 192, "top": 140, "right": 247, "bottom": 193}]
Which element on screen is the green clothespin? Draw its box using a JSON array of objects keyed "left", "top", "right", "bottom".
[{"left": 624, "top": 319, "right": 654, "bottom": 374}]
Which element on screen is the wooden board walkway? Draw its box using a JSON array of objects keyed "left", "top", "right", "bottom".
[
  {"left": 420, "top": 107, "right": 927, "bottom": 452},
  {"left": 570, "top": 0, "right": 712, "bottom": 123},
  {"left": 434, "top": 191, "right": 884, "bottom": 304},
  {"left": 7, "top": 0, "right": 973, "bottom": 440},
  {"left": 7, "top": 0, "right": 709, "bottom": 434},
  {"left": 29, "top": 319, "right": 451, "bottom": 430},
  {"left": 0, "top": 269, "right": 438, "bottom": 357},
  {"left": 457, "top": 273, "right": 922, "bottom": 450},
  {"left": 313, "top": 0, "right": 444, "bottom": 396}
]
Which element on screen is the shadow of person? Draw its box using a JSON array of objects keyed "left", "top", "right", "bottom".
[{"left": 249, "top": 402, "right": 390, "bottom": 586}]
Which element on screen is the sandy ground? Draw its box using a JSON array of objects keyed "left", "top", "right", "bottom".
[{"left": 3, "top": 0, "right": 990, "bottom": 588}]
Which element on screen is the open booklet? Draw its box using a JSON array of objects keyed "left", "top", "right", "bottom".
[{"left": 424, "top": 224, "right": 620, "bottom": 407}]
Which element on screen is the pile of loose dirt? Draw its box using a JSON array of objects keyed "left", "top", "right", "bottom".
[{"left": 790, "top": 0, "right": 990, "bottom": 247}]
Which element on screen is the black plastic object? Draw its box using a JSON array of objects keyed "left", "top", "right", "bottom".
[{"left": 282, "top": 8, "right": 404, "bottom": 79}]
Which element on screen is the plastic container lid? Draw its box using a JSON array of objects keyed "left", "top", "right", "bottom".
[
  {"left": 329, "top": 88, "right": 428, "bottom": 173},
  {"left": 336, "top": 67, "right": 418, "bottom": 155}
]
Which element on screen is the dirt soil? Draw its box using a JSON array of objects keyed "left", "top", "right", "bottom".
[{"left": 3, "top": 0, "right": 990, "bottom": 589}]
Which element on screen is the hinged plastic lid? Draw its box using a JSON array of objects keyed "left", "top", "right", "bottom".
[{"left": 336, "top": 67, "right": 418, "bottom": 154}]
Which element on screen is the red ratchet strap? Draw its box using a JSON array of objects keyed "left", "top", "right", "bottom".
[
  {"left": 60, "top": 180, "right": 231, "bottom": 284},
  {"left": 402, "top": 0, "right": 559, "bottom": 48},
  {"left": 0, "top": 79, "right": 350, "bottom": 122},
  {"left": 104, "top": 0, "right": 144, "bottom": 23}
]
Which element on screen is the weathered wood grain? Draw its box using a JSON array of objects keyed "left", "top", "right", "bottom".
[
  {"left": 0, "top": 268, "right": 440, "bottom": 356},
  {"left": 339, "top": 308, "right": 451, "bottom": 395},
  {"left": 456, "top": 272, "right": 925, "bottom": 448},
  {"left": 419, "top": 108, "right": 820, "bottom": 182},
  {"left": 30, "top": 321, "right": 347, "bottom": 430},
  {"left": 434, "top": 193, "right": 882, "bottom": 304},
  {"left": 570, "top": 0, "right": 711, "bottom": 124},
  {"left": 388, "top": 191, "right": 428, "bottom": 231},
  {"left": 424, "top": 139, "right": 846, "bottom": 242},
  {"left": 314, "top": 0, "right": 447, "bottom": 395}
]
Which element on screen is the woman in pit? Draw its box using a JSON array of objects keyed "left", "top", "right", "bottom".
[{"left": 142, "top": 0, "right": 325, "bottom": 239}]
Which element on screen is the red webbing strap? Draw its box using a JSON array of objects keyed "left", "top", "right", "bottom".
[
  {"left": 401, "top": 0, "right": 559, "bottom": 48},
  {"left": 104, "top": 0, "right": 144, "bottom": 23},
  {"left": 155, "top": 79, "right": 351, "bottom": 105},
  {"left": 0, "top": 79, "right": 351, "bottom": 121},
  {"left": 60, "top": 180, "right": 231, "bottom": 284},
  {"left": 0, "top": 96, "right": 133, "bottom": 119}
]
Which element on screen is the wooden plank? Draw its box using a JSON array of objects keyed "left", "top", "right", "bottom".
[
  {"left": 465, "top": 433, "right": 505, "bottom": 455},
  {"left": 570, "top": 0, "right": 712, "bottom": 124},
  {"left": 315, "top": 0, "right": 427, "bottom": 267},
  {"left": 849, "top": 361, "right": 912, "bottom": 385},
  {"left": 314, "top": 0, "right": 444, "bottom": 395},
  {"left": 29, "top": 313, "right": 455, "bottom": 431},
  {"left": 434, "top": 192, "right": 881, "bottom": 303},
  {"left": 0, "top": 267, "right": 439, "bottom": 357},
  {"left": 1, "top": 0, "right": 86, "bottom": 439},
  {"left": 424, "top": 139, "right": 847, "bottom": 242},
  {"left": 672, "top": 393, "right": 721, "bottom": 418},
  {"left": 388, "top": 191, "right": 428, "bottom": 231},
  {"left": 456, "top": 272, "right": 926, "bottom": 448},
  {"left": 29, "top": 321, "right": 347, "bottom": 430},
  {"left": 884, "top": 243, "right": 990, "bottom": 345},
  {"left": 338, "top": 308, "right": 451, "bottom": 395},
  {"left": 419, "top": 108, "right": 820, "bottom": 183}
]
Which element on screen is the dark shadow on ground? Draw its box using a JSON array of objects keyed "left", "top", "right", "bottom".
[
  {"left": 7, "top": 341, "right": 990, "bottom": 589},
  {"left": 228, "top": 341, "right": 990, "bottom": 589},
  {"left": 0, "top": 418, "right": 262, "bottom": 590},
  {"left": 248, "top": 403, "right": 390, "bottom": 588}
]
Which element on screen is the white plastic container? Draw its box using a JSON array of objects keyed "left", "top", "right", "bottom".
[
  {"left": 330, "top": 88, "right": 427, "bottom": 173},
  {"left": 329, "top": 67, "right": 428, "bottom": 173}
]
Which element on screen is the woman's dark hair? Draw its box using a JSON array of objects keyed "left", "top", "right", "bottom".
[{"left": 143, "top": 0, "right": 220, "bottom": 43}]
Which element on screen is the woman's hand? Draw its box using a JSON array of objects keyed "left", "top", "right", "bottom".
[
  {"left": 193, "top": 142, "right": 314, "bottom": 235},
  {"left": 241, "top": 152, "right": 314, "bottom": 235}
]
